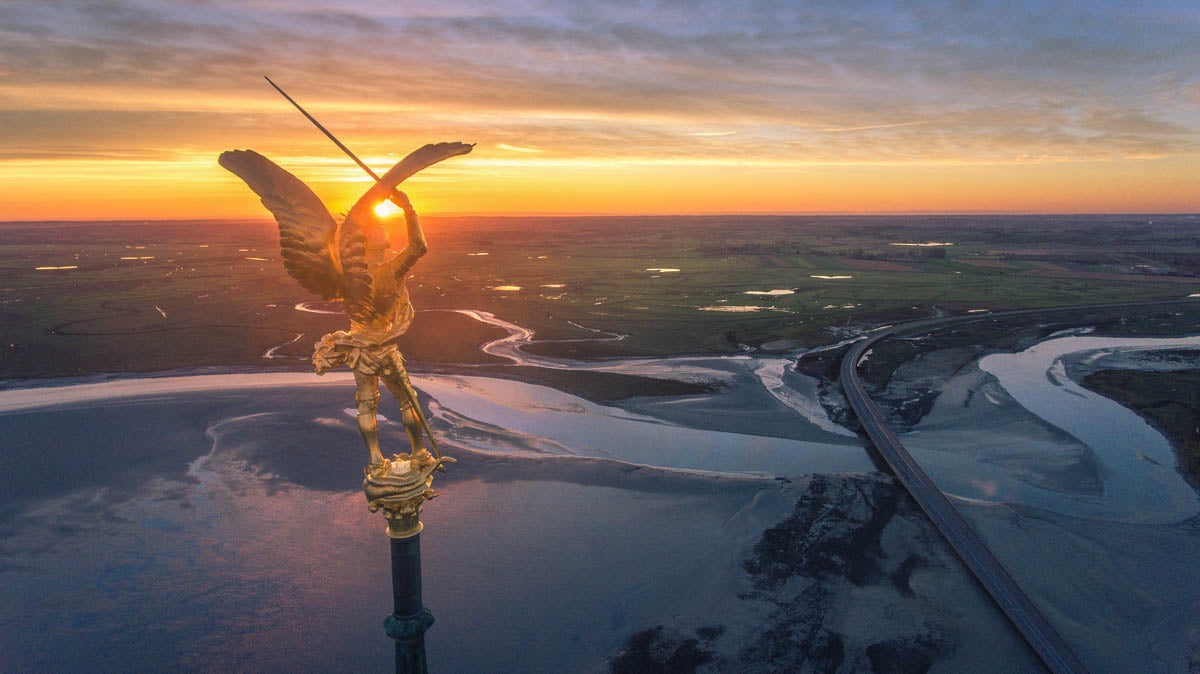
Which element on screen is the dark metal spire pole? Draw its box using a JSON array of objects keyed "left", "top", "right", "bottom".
[{"left": 383, "top": 533, "right": 435, "bottom": 673}]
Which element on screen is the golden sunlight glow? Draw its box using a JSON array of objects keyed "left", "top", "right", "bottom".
[
  {"left": 1, "top": 150, "right": 1197, "bottom": 219},
  {"left": 374, "top": 199, "right": 403, "bottom": 218}
]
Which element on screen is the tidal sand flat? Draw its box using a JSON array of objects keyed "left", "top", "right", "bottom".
[
  {"left": 0, "top": 373, "right": 1030, "bottom": 671},
  {"left": 894, "top": 334, "right": 1200, "bottom": 672},
  {"left": 0, "top": 373, "right": 837, "bottom": 667},
  {"left": 419, "top": 374, "right": 870, "bottom": 476},
  {"left": 0, "top": 379, "right": 786, "bottom": 671}
]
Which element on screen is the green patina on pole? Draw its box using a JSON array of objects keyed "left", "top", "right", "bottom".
[{"left": 383, "top": 534, "right": 434, "bottom": 674}]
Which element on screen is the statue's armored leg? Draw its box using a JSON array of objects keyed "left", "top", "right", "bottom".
[
  {"left": 354, "top": 370, "right": 385, "bottom": 467},
  {"left": 383, "top": 369, "right": 427, "bottom": 460}
]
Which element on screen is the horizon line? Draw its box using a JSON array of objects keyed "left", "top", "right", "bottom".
[{"left": 2, "top": 210, "right": 1197, "bottom": 224}]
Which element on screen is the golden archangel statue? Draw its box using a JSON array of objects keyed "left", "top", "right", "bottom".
[{"left": 219, "top": 142, "right": 471, "bottom": 534}]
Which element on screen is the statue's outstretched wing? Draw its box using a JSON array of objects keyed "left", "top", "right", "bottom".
[
  {"left": 352, "top": 142, "right": 476, "bottom": 211},
  {"left": 338, "top": 142, "right": 475, "bottom": 319},
  {"left": 340, "top": 142, "right": 475, "bottom": 255},
  {"left": 221, "top": 143, "right": 473, "bottom": 321},
  {"left": 218, "top": 149, "right": 343, "bottom": 300}
]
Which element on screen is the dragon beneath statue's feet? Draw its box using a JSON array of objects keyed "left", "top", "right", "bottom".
[{"left": 364, "top": 451, "right": 456, "bottom": 538}]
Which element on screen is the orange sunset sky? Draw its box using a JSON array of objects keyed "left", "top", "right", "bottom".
[{"left": 2, "top": 1, "right": 1197, "bottom": 219}]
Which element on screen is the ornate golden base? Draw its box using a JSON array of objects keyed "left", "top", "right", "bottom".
[{"left": 364, "top": 451, "right": 455, "bottom": 538}]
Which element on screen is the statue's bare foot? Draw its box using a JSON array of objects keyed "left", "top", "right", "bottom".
[
  {"left": 367, "top": 457, "right": 390, "bottom": 477},
  {"left": 409, "top": 447, "right": 433, "bottom": 465},
  {"left": 410, "top": 448, "right": 448, "bottom": 473}
]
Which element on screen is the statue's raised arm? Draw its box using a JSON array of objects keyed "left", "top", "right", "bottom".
[{"left": 342, "top": 142, "right": 474, "bottom": 282}]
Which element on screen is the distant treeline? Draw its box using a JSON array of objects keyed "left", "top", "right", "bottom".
[
  {"left": 1143, "top": 253, "right": 1200, "bottom": 276},
  {"left": 846, "top": 248, "right": 947, "bottom": 260},
  {"left": 698, "top": 243, "right": 949, "bottom": 259},
  {"left": 699, "top": 241, "right": 821, "bottom": 256}
]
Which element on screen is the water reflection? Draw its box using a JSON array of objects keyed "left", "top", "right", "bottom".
[
  {"left": 698, "top": 305, "right": 775, "bottom": 312},
  {"left": 0, "top": 383, "right": 798, "bottom": 671},
  {"left": 978, "top": 335, "right": 1200, "bottom": 523}
]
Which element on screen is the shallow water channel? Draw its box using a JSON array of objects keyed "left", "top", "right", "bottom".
[{"left": 901, "top": 333, "right": 1200, "bottom": 672}]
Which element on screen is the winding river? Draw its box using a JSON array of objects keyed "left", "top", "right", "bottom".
[
  {"left": 5, "top": 306, "right": 875, "bottom": 481},
  {"left": 287, "top": 302, "right": 1200, "bottom": 519},
  {"left": 892, "top": 331, "right": 1200, "bottom": 672},
  {"left": 978, "top": 335, "right": 1200, "bottom": 523}
]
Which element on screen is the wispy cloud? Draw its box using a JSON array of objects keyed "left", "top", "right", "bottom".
[
  {"left": 497, "top": 143, "right": 543, "bottom": 153},
  {"left": 820, "top": 121, "right": 934, "bottom": 133},
  {"left": 1, "top": 0, "right": 1197, "bottom": 214}
]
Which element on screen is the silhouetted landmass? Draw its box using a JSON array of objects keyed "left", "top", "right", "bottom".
[
  {"left": 1081, "top": 368, "right": 1200, "bottom": 489},
  {"left": 607, "top": 474, "right": 1020, "bottom": 672},
  {"left": 608, "top": 626, "right": 719, "bottom": 673}
]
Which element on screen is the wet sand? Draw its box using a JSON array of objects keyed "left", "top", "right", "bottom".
[
  {"left": 0, "top": 377, "right": 1010, "bottom": 671},
  {"left": 891, "top": 334, "right": 1200, "bottom": 672}
]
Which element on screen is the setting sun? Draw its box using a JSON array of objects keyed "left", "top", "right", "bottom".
[{"left": 373, "top": 199, "right": 403, "bottom": 219}]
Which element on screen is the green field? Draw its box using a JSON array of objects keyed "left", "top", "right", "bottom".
[{"left": 2, "top": 214, "right": 1198, "bottom": 380}]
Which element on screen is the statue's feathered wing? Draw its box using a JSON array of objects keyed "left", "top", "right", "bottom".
[
  {"left": 219, "top": 143, "right": 472, "bottom": 322},
  {"left": 218, "top": 149, "right": 358, "bottom": 301}
]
